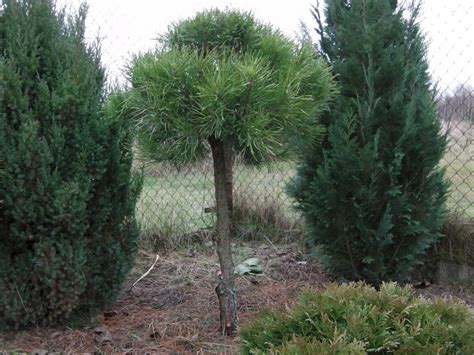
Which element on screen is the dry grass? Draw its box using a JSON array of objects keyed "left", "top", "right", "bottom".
[
  {"left": 413, "top": 212, "right": 474, "bottom": 284},
  {"left": 437, "top": 213, "right": 474, "bottom": 266},
  {"left": 136, "top": 160, "right": 302, "bottom": 251},
  {"left": 233, "top": 184, "right": 305, "bottom": 245}
]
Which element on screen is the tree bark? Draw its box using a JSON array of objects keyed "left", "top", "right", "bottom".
[
  {"left": 209, "top": 137, "right": 237, "bottom": 336},
  {"left": 223, "top": 143, "right": 234, "bottom": 215}
]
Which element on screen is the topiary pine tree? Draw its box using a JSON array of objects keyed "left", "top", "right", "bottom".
[
  {"left": 289, "top": 0, "right": 448, "bottom": 286},
  {"left": 0, "top": 0, "right": 142, "bottom": 329},
  {"left": 123, "top": 9, "right": 334, "bottom": 334}
]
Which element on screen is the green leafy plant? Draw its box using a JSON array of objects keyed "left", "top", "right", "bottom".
[
  {"left": 0, "top": 0, "right": 141, "bottom": 329},
  {"left": 289, "top": 0, "right": 448, "bottom": 285},
  {"left": 240, "top": 282, "right": 474, "bottom": 354},
  {"left": 123, "top": 9, "right": 335, "bottom": 334}
]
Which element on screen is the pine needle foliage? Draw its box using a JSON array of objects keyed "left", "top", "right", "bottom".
[
  {"left": 128, "top": 9, "right": 335, "bottom": 166},
  {"left": 0, "top": 0, "right": 142, "bottom": 329},
  {"left": 288, "top": 0, "right": 448, "bottom": 285}
]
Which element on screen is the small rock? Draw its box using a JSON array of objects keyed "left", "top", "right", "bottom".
[{"left": 93, "top": 326, "right": 113, "bottom": 345}]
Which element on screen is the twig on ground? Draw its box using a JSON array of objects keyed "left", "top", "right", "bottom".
[
  {"left": 264, "top": 235, "right": 280, "bottom": 252},
  {"left": 131, "top": 254, "right": 160, "bottom": 289}
]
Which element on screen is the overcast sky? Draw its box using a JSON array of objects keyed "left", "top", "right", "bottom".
[{"left": 55, "top": 0, "right": 473, "bottom": 93}]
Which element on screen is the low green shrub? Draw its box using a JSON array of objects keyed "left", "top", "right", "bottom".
[{"left": 240, "top": 282, "right": 474, "bottom": 354}]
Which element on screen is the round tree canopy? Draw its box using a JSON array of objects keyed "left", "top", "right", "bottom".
[{"left": 127, "top": 9, "right": 335, "bottom": 165}]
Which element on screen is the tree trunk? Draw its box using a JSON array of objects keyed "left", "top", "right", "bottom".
[
  {"left": 209, "top": 137, "right": 237, "bottom": 336},
  {"left": 223, "top": 143, "right": 234, "bottom": 215}
]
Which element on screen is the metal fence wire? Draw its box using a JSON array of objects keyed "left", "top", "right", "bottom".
[{"left": 69, "top": 1, "right": 473, "bottom": 242}]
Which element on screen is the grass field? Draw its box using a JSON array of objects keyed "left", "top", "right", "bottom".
[
  {"left": 136, "top": 165, "right": 216, "bottom": 248},
  {"left": 136, "top": 160, "right": 301, "bottom": 249},
  {"left": 442, "top": 120, "right": 474, "bottom": 217},
  {"left": 136, "top": 122, "right": 473, "bottom": 248}
]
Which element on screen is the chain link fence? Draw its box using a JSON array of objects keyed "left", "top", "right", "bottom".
[
  {"left": 61, "top": 0, "right": 473, "bottom": 244},
  {"left": 135, "top": 158, "right": 302, "bottom": 248}
]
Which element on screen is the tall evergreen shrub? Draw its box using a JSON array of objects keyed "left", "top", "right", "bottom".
[
  {"left": 289, "top": 0, "right": 448, "bottom": 285},
  {"left": 0, "top": 0, "right": 142, "bottom": 329}
]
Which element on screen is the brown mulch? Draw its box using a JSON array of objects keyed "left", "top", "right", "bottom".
[
  {"left": 0, "top": 243, "right": 330, "bottom": 353},
  {"left": 1, "top": 242, "right": 472, "bottom": 354}
]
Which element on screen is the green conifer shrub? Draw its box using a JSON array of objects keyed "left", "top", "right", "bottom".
[
  {"left": 0, "top": 0, "right": 142, "bottom": 329},
  {"left": 240, "top": 282, "right": 474, "bottom": 354},
  {"left": 288, "top": 0, "right": 448, "bottom": 285}
]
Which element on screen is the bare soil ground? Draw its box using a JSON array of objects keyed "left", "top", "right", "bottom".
[{"left": 1, "top": 242, "right": 473, "bottom": 354}]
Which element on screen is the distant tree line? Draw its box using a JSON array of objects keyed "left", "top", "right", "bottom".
[{"left": 438, "top": 86, "right": 474, "bottom": 122}]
